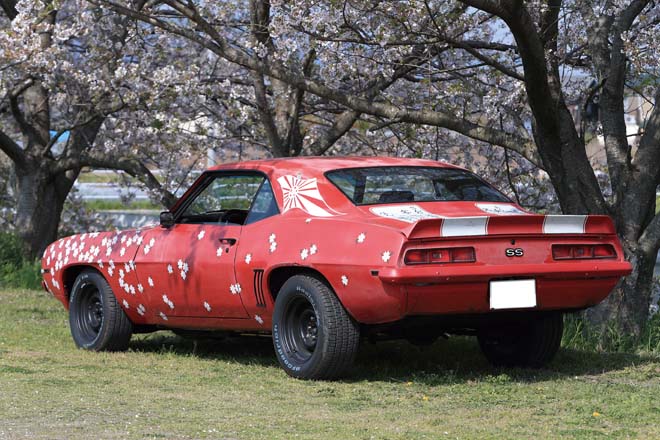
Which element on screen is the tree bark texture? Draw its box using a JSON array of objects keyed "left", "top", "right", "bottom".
[{"left": 14, "top": 165, "right": 77, "bottom": 258}]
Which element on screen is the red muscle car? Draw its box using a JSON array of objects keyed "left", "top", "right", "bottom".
[{"left": 41, "top": 157, "right": 631, "bottom": 379}]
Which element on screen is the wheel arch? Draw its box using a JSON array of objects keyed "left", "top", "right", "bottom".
[
  {"left": 62, "top": 265, "right": 103, "bottom": 303},
  {"left": 267, "top": 265, "right": 333, "bottom": 303}
]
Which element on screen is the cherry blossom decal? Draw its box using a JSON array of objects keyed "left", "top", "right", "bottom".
[
  {"left": 370, "top": 204, "right": 444, "bottom": 223},
  {"left": 162, "top": 294, "right": 175, "bottom": 309},
  {"left": 476, "top": 203, "right": 526, "bottom": 215},
  {"left": 300, "top": 243, "right": 319, "bottom": 261},
  {"left": 277, "top": 175, "right": 342, "bottom": 217},
  {"left": 177, "top": 259, "right": 189, "bottom": 280}
]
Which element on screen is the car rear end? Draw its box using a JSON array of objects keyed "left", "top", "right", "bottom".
[{"left": 378, "top": 214, "right": 631, "bottom": 316}]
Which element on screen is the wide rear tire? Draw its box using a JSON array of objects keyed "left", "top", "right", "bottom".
[
  {"left": 272, "top": 274, "right": 360, "bottom": 380},
  {"left": 69, "top": 269, "right": 133, "bottom": 351},
  {"left": 477, "top": 312, "right": 563, "bottom": 368}
]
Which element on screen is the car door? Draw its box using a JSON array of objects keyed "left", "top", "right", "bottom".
[
  {"left": 231, "top": 178, "right": 281, "bottom": 318},
  {"left": 135, "top": 172, "right": 265, "bottom": 319}
]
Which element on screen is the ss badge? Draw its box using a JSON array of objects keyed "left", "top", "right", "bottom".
[{"left": 505, "top": 248, "right": 524, "bottom": 257}]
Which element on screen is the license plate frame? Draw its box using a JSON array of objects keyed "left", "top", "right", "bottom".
[{"left": 489, "top": 279, "right": 537, "bottom": 310}]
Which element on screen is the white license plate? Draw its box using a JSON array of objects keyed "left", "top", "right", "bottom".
[{"left": 489, "top": 279, "right": 537, "bottom": 310}]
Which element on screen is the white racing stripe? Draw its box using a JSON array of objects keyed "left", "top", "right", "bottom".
[
  {"left": 543, "top": 215, "right": 587, "bottom": 234},
  {"left": 441, "top": 216, "right": 489, "bottom": 237}
]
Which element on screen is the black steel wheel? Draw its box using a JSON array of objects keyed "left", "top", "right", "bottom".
[
  {"left": 272, "top": 274, "right": 359, "bottom": 380},
  {"left": 477, "top": 312, "right": 563, "bottom": 368},
  {"left": 69, "top": 269, "right": 133, "bottom": 351}
]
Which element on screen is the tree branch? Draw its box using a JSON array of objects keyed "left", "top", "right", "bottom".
[
  {"left": 0, "top": 0, "right": 17, "bottom": 20},
  {"left": 617, "top": 0, "right": 650, "bottom": 32},
  {"left": 639, "top": 210, "right": 660, "bottom": 255},
  {"left": 56, "top": 152, "right": 177, "bottom": 208},
  {"left": 424, "top": 0, "right": 523, "bottom": 81},
  {"left": 94, "top": 0, "right": 541, "bottom": 166},
  {"left": 286, "top": 49, "right": 315, "bottom": 157},
  {"left": 0, "top": 129, "right": 26, "bottom": 168}
]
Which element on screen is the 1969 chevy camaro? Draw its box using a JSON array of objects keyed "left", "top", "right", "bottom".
[{"left": 41, "top": 157, "right": 631, "bottom": 379}]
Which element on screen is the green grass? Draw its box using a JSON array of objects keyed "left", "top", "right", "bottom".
[
  {"left": 77, "top": 171, "right": 130, "bottom": 183},
  {"left": 1, "top": 289, "right": 659, "bottom": 439},
  {"left": 0, "top": 260, "right": 41, "bottom": 290},
  {"left": 0, "top": 233, "right": 42, "bottom": 290},
  {"left": 83, "top": 199, "right": 161, "bottom": 211}
]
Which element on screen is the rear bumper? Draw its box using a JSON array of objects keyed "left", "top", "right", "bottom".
[
  {"left": 378, "top": 261, "right": 631, "bottom": 315},
  {"left": 378, "top": 261, "right": 631, "bottom": 284}
]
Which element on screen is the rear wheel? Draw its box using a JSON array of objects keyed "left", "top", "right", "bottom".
[
  {"left": 272, "top": 274, "right": 360, "bottom": 380},
  {"left": 477, "top": 312, "right": 563, "bottom": 368},
  {"left": 69, "top": 269, "right": 133, "bottom": 351}
]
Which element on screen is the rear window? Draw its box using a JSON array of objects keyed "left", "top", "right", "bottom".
[{"left": 326, "top": 166, "right": 510, "bottom": 205}]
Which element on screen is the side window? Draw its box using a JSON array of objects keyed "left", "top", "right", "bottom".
[
  {"left": 245, "top": 179, "right": 279, "bottom": 224},
  {"left": 180, "top": 174, "right": 263, "bottom": 224}
]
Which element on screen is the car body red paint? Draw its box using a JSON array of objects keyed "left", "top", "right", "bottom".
[{"left": 41, "top": 157, "right": 631, "bottom": 375}]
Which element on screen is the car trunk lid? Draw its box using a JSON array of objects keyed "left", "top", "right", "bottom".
[{"left": 401, "top": 214, "right": 616, "bottom": 240}]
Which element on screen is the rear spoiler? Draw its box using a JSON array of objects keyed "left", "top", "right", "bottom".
[{"left": 403, "top": 215, "right": 616, "bottom": 240}]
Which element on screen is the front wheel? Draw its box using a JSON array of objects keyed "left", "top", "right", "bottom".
[
  {"left": 272, "top": 275, "right": 360, "bottom": 380},
  {"left": 69, "top": 269, "right": 133, "bottom": 351},
  {"left": 477, "top": 312, "right": 563, "bottom": 368}
]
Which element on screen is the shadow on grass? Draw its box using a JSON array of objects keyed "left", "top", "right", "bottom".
[{"left": 127, "top": 331, "right": 659, "bottom": 384}]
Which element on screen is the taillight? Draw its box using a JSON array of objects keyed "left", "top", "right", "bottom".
[
  {"left": 552, "top": 244, "right": 616, "bottom": 260},
  {"left": 593, "top": 244, "right": 616, "bottom": 258},
  {"left": 404, "top": 247, "right": 476, "bottom": 265}
]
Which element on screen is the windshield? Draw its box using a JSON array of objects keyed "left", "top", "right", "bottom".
[{"left": 326, "top": 166, "right": 510, "bottom": 205}]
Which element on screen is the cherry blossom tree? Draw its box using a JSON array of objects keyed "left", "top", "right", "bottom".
[
  {"left": 0, "top": 0, "right": 431, "bottom": 259},
  {"left": 0, "top": 0, "right": 254, "bottom": 256},
  {"left": 94, "top": 0, "right": 659, "bottom": 338},
  {"left": 2, "top": 0, "right": 657, "bottom": 337}
]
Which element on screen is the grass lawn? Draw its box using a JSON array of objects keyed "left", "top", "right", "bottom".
[{"left": 1, "top": 289, "right": 659, "bottom": 439}]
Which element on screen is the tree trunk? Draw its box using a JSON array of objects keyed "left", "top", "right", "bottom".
[
  {"left": 585, "top": 244, "right": 656, "bottom": 342},
  {"left": 14, "top": 164, "right": 77, "bottom": 259}
]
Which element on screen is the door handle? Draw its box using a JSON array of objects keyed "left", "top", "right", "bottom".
[{"left": 219, "top": 238, "right": 237, "bottom": 245}]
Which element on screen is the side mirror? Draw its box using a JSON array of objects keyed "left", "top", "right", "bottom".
[{"left": 160, "top": 211, "right": 175, "bottom": 228}]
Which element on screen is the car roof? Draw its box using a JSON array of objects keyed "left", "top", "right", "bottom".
[{"left": 206, "top": 156, "right": 463, "bottom": 175}]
